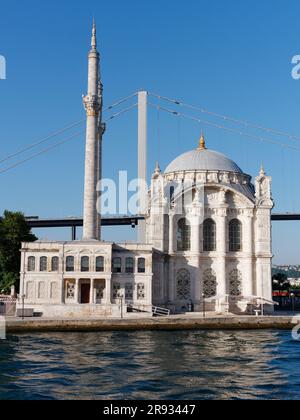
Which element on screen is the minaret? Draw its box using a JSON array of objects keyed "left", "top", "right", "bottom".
[{"left": 82, "top": 21, "right": 104, "bottom": 241}]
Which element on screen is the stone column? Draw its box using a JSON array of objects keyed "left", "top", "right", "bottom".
[
  {"left": 243, "top": 212, "right": 253, "bottom": 297},
  {"left": 191, "top": 215, "right": 201, "bottom": 254},
  {"left": 105, "top": 277, "right": 112, "bottom": 304},
  {"left": 169, "top": 213, "right": 175, "bottom": 254},
  {"left": 61, "top": 279, "right": 65, "bottom": 304},
  {"left": 216, "top": 210, "right": 227, "bottom": 311},
  {"left": 90, "top": 279, "right": 95, "bottom": 304},
  {"left": 75, "top": 279, "right": 80, "bottom": 304},
  {"left": 168, "top": 258, "right": 175, "bottom": 303}
]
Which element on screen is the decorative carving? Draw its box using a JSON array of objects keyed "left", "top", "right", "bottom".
[
  {"left": 229, "top": 269, "right": 242, "bottom": 296},
  {"left": 83, "top": 94, "right": 101, "bottom": 117},
  {"left": 176, "top": 269, "right": 191, "bottom": 300},
  {"left": 96, "top": 284, "right": 105, "bottom": 302},
  {"left": 66, "top": 282, "right": 75, "bottom": 300},
  {"left": 206, "top": 193, "right": 219, "bottom": 203},
  {"left": 137, "top": 283, "right": 145, "bottom": 300},
  {"left": 203, "top": 269, "right": 217, "bottom": 298}
]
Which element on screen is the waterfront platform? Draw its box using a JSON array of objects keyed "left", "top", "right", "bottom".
[{"left": 4, "top": 313, "right": 300, "bottom": 333}]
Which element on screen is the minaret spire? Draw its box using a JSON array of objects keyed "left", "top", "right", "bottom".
[
  {"left": 91, "top": 18, "right": 97, "bottom": 50},
  {"left": 82, "top": 21, "right": 103, "bottom": 241}
]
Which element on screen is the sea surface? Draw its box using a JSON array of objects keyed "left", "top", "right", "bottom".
[{"left": 0, "top": 330, "right": 300, "bottom": 400}]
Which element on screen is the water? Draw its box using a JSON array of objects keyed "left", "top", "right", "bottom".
[{"left": 0, "top": 330, "right": 300, "bottom": 400}]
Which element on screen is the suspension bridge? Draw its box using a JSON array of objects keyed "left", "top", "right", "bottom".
[{"left": 1, "top": 90, "right": 300, "bottom": 239}]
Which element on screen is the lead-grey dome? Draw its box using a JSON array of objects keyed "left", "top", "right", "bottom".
[{"left": 165, "top": 148, "right": 243, "bottom": 174}]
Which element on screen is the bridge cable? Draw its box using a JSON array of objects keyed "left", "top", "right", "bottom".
[
  {"left": 149, "top": 92, "right": 300, "bottom": 142},
  {"left": 0, "top": 103, "right": 138, "bottom": 175},
  {"left": 0, "top": 93, "right": 137, "bottom": 165},
  {"left": 148, "top": 103, "right": 300, "bottom": 152}
]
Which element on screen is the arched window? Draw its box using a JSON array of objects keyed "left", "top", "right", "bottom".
[
  {"left": 138, "top": 258, "right": 146, "bottom": 273},
  {"left": 112, "top": 257, "right": 122, "bottom": 273},
  {"left": 203, "top": 219, "right": 216, "bottom": 252},
  {"left": 28, "top": 257, "right": 35, "bottom": 272},
  {"left": 81, "top": 256, "right": 90, "bottom": 272},
  {"left": 229, "top": 219, "right": 242, "bottom": 252},
  {"left": 229, "top": 269, "right": 242, "bottom": 297},
  {"left": 96, "top": 256, "right": 104, "bottom": 272},
  {"left": 177, "top": 218, "right": 191, "bottom": 251},
  {"left": 203, "top": 269, "right": 217, "bottom": 298},
  {"left": 176, "top": 269, "right": 191, "bottom": 300},
  {"left": 40, "top": 257, "right": 47, "bottom": 272},
  {"left": 51, "top": 256, "right": 59, "bottom": 272},
  {"left": 125, "top": 257, "right": 134, "bottom": 274},
  {"left": 170, "top": 186, "right": 175, "bottom": 205},
  {"left": 66, "top": 256, "right": 74, "bottom": 272}
]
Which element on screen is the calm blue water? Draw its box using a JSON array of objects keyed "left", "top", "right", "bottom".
[{"left": 0, "top": 330, "right": 300, "bottom": 400}]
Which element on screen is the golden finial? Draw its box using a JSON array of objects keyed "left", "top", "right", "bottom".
[{"left": 198, "top": 132, "right": 206, "bottom": 150}]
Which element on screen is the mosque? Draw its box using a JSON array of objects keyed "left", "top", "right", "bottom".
[{"left": 18, "top": 24, "right": 274, "bottom": 317}]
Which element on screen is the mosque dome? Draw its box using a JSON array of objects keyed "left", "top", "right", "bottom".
[{"left": 165, "top": 135, "right": 243, "bottom": 174}]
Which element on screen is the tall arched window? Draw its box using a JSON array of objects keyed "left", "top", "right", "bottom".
[
  {"left": 203, "top": 269, "right": 217, "bottom": 298},
  {"left": 96, "top": 256, "right": 104, "bottom": 272},
  {"left": 176, "top": 269, "right": 191, "bottom": 300},
  {"left": 112, "top": 257, "right": 122, "bottom": 273},
  {"left": 177, "top": 218, "right": 191, "bottom": 251},
  {"left": 28, "top": 257, "right": 35, "bottom": 272},
  {"left": 51, "top": 256, "right": 59, "bottom": 272},
  {"left": 81, "top": 256, "right": 90, "bottom": 272},
  {"left": 203, "top": 219, "right": 216, "bottom": 252},
  {"left": 66, "top": 256, "right": 74, "bottom": 272},
  {"left": 125, "top": 257, "right": 134, "bottom": 274},
  {"left": 40, "top": 257, "right": 47, "bottom": 272},
  {"left": 229, "top": 269, "right": 242, "bottom": 297},
  {"left": 138, "top": 258, "right": 146, "bottom": 273},
  {"left": 229, "top": 219, "right": 242, "bottom": 252}
]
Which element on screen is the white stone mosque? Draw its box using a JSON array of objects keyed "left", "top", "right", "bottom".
[{"left": 18, "top": 24, "right": 275, "bottom": 317}]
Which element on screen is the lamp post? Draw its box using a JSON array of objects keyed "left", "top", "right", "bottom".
[
  {"left": 290, "top": 292, "right": 295, "bottom": 316},
  {"left": 202, "top": 293, "right": 206, "bottom": 319}
]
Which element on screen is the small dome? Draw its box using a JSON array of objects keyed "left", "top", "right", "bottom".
[{"left": 165, "top": 148, "right": 243, "bottom": 174}]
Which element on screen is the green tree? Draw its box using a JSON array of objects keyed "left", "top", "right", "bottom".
[
  {"left": 0, "top": 211, "right": 37, "bottom": 294},
  {"left": 272, "top": 272, "right": 291, "bottom": 292}
]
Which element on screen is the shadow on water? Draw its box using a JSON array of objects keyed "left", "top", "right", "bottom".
[{"left": 1, "top": 330, "right": 300, "bottom": 400}]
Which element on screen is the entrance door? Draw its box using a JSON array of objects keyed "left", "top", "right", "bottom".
[{"left": 81, "top": 283, "right": 90, "bottom": 304}]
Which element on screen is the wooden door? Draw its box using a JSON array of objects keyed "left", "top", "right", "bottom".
[{"left": 81, "top": 283, "right": 90, "bottom": 304}]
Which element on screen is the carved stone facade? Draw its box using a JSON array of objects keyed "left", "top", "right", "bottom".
[
  {"left": 148, "top": 139, "right": 274, "bottom": 314},
  {"left": 19, "top": 241, "right": 155, "bottom": 317}
]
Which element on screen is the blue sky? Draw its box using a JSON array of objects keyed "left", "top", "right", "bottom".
[{"left": 0, "top": 0, "right": 300, "bottom": 263}]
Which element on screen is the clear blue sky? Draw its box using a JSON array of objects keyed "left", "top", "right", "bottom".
[{"left": 0, "top": 0, "right": 300, "bottom": 264}]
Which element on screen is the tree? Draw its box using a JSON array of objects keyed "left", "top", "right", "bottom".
[
  {"left": 0, "top": 211, "right": 37, "bottom": 294},
  {"left": 272, "top": 272, "right": 291, "bottom": 292}
]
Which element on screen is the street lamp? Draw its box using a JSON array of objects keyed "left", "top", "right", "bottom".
[{"left": 290, "top": 292, "right": 295, "bottom": 315}]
